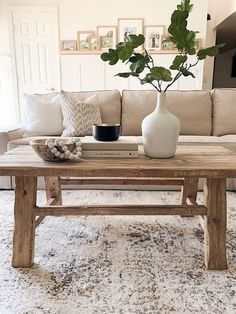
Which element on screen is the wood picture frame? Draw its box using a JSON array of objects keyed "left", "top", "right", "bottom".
[
  {"left": 195, "top": 38, "right": 202, "bottom": 51},
  {"left": 161, "top": 35, "right": 176, "bottom": 51},
  {"left": 118, "top": 18, "right": 143, "bottom": 43},
  {"left": 97, "top": 25, "right": 117, "bottom": 50},
  {"left": 60, "top": 40, "right": 77, "bottom": 51},
  {"left": 144, "top": 25, "right": 165, "bottom": 51},
  {"left": 77, "top": 31, "right": 95, "bottom": 51},
  {"left": 90, "top": 36, "right": 100, "bottom": 51}
]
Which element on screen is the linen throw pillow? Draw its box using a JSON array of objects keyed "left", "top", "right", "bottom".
[
  {"left": 23, "top": 93, "right": 63, "bottom": 137},
  {"left": 60, "top": 90, "right": 102, "bottom": 136}
]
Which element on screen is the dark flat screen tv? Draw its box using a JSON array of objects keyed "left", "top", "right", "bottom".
[{"left": 232, "top": 54, "right": 236, "bottom": 77}]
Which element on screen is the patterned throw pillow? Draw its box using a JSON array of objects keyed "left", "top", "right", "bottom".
[{"left": 60, "top": 90, "right": 102, "bottom": 136}]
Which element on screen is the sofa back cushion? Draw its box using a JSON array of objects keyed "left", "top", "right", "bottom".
[
  {"left": 212, "top": 89, "right": 236, "bottom": 136},
  {"left": 68, "top": 90, "right": 121, "bottom": 125},
  {"left": 121, "top": 90, "right": 212, "bottom": 136}
]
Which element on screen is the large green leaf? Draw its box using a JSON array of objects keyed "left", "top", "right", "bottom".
[
  {"left": 117, "top": 43, "right": 134, "bottom": 62},
  {"left": 170, "top": 55, "right": 187, "bottom": 70},
  {"left": 177, "top": 0, "right": 193, "bottom": 12},
  {"left": 150, "top": 67, "right": 172, "bottom": 82},
  {"left": 115, "top": 72, "right": 139, "bottom": 78},
  {"left": 197, "top": 43, "right": 225, "bottom": 60},
  {"left": 179, "top": 67, "right": 195, "bottom": 78},
  {"left": 140, "top": 73, "right": 154, "bottom": 85},
  {"left": 128, "top": 34, "right": 145, "bottom": 48},
  {"left": 129, "top": 53, "right": 149, "bottom": 64},
  {"left": 130, "top": 60, "right": 145, "bottom": 73},
  {"left": 100, "top": 49, "right": 119, "bottom": 65},
  {"left": 168, "top": 10, "right": 188, "bottom": 38}
]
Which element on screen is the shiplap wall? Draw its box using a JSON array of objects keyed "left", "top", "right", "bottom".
[{"left": 60, "top": 54, "right": 203, "bottom": 92}]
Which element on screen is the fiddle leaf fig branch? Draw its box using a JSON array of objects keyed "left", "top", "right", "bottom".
[{"left": 101, "top": 0, "right": 225, "bottom": 92}]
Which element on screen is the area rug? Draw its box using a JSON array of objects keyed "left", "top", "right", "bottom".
[{"left": 0, "top": 190, "right": 235, "bottom": 314}]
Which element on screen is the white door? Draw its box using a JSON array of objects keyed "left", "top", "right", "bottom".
[{"left": 12, "top": 8, "right": 60, "bottom": 120}]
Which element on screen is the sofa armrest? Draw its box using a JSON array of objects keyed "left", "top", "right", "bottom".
[
  {"left": 0, "top": 127, "right": 25, "bottom": 155},
  {"left": 0, "top": 131, "right": 8, "bottom": 155},
  {"left": 7, "top": 127, "right": 25, "bottom": 141}
]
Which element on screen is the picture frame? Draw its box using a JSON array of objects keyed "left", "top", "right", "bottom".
[
  {"left": 90, "top": 36, "right": 100, "bottom": 51},
  {"left": 97, "top": 26, "right": 117, "bottom": 50},
  {"left": 161, "top": 36, "right": 176, "bottom": 51},
  {"left": 60, "top": 40, "right": 77, "bottom": 51},
  {"left": 144, "top": 25, "right": 165, "bottom": 51},
  {"left": 195, "top": 38, "right": 202, "bottom": 51},
  {"left": 77, "top": 31, "right": 95, "bottom": 51},
  {"left": 118, "top": 18, "right": 143, "bottom": 43}
]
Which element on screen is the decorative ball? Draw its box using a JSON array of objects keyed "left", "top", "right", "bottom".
[
  {"left": 59, "top": 141, "right": 65, "bottom": 147},
  {"left": 48, "top": 143, "right": 55, "bottom": 149},
  {"left": 51, "top": 148, "right": 57, "bottom": 153}
]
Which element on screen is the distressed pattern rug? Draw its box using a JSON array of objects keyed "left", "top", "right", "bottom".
[{"left": 0, "top": 190, "right": 235, "bottom": 314}]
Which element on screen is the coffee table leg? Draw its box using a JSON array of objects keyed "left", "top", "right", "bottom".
[
  {"left": 181, "top": 177, "right": 199, "bottom": 205},
  {"left": 204, "top": 178, "right": 227, "bottom": 270},
  {"left": 44, "top": 176, "right": 62, "bottom": 205},
  {"left": 12, "top": 176, "right": 37, "bottom": 268}
]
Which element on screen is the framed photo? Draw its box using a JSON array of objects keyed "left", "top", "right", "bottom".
[
  {"left": 144, "top": 25, "right": 165, "bottom": 51},
  {"left": 118, "top": 18, "right": 143, "bottom": 43},
  {"left": 77, "top": 31, "right": 95, "bottom": 51},
  {"left": 195, "top": 39, "right": 202, "bottom": 50},
  {"left": 60, "top": 40, "right": 77, "bottom": 51},
  {"left": 97, "top": 26, "right": 117, "bottom": 50},
  {"left": 161, "top": 36, "right": 176, "bottom": 51},
  {"left": 90, "top": 36, "right": 100, "bottom": 51}
]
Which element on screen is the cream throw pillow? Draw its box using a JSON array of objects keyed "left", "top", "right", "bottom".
[
  {"left": 60, "top": 90, "right": 102, "bottom": 136},
  {"left": 23, "top": 93, "right": 63, "bottom": 137}
]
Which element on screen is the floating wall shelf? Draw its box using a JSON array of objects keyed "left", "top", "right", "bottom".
[{"left": 60, "top": 50, "right": 179, "bottom": 55}]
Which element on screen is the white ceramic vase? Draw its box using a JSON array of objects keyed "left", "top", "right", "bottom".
[{"left": 141, "top": 92, "right": 180, "bottom": 158}]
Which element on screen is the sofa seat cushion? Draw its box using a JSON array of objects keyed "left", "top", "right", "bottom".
[
  {"left": 212, "top": 89, "right": 236, "bottom": 136},
  {"left": 179, "top": 135, "right": 236, "bottom": 143},
  {"left": 121, "top": 90, "right": 212, "bottom": 136}
]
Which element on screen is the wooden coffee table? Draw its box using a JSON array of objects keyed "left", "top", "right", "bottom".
[{"left": 1, "top": 144, "right": 236, "bottom": 270}]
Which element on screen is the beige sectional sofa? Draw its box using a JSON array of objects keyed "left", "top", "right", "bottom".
[{"left": 1, "top": 88, "right": 236, "bottom": 189}]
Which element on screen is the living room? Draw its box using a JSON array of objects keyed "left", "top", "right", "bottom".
[{"left": 0, "top": 0, "right": 236, "bottom": 313}]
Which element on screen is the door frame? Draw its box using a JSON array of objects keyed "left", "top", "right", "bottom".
[{"left": 8, "top": 5, "right": 60, "bottom": 122}]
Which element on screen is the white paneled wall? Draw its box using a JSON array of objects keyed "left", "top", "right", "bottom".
[{"left": 60, "top": 54, "right": 203, "bottom": 92}]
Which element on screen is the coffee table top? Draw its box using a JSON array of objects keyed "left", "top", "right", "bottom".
[{"left": 1, "top": 144, "right": 236, "bottom": 178}]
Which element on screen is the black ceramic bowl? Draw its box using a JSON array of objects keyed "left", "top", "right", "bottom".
[{"left": 92, "top": 124, "right": 121, "bottom": 141}]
